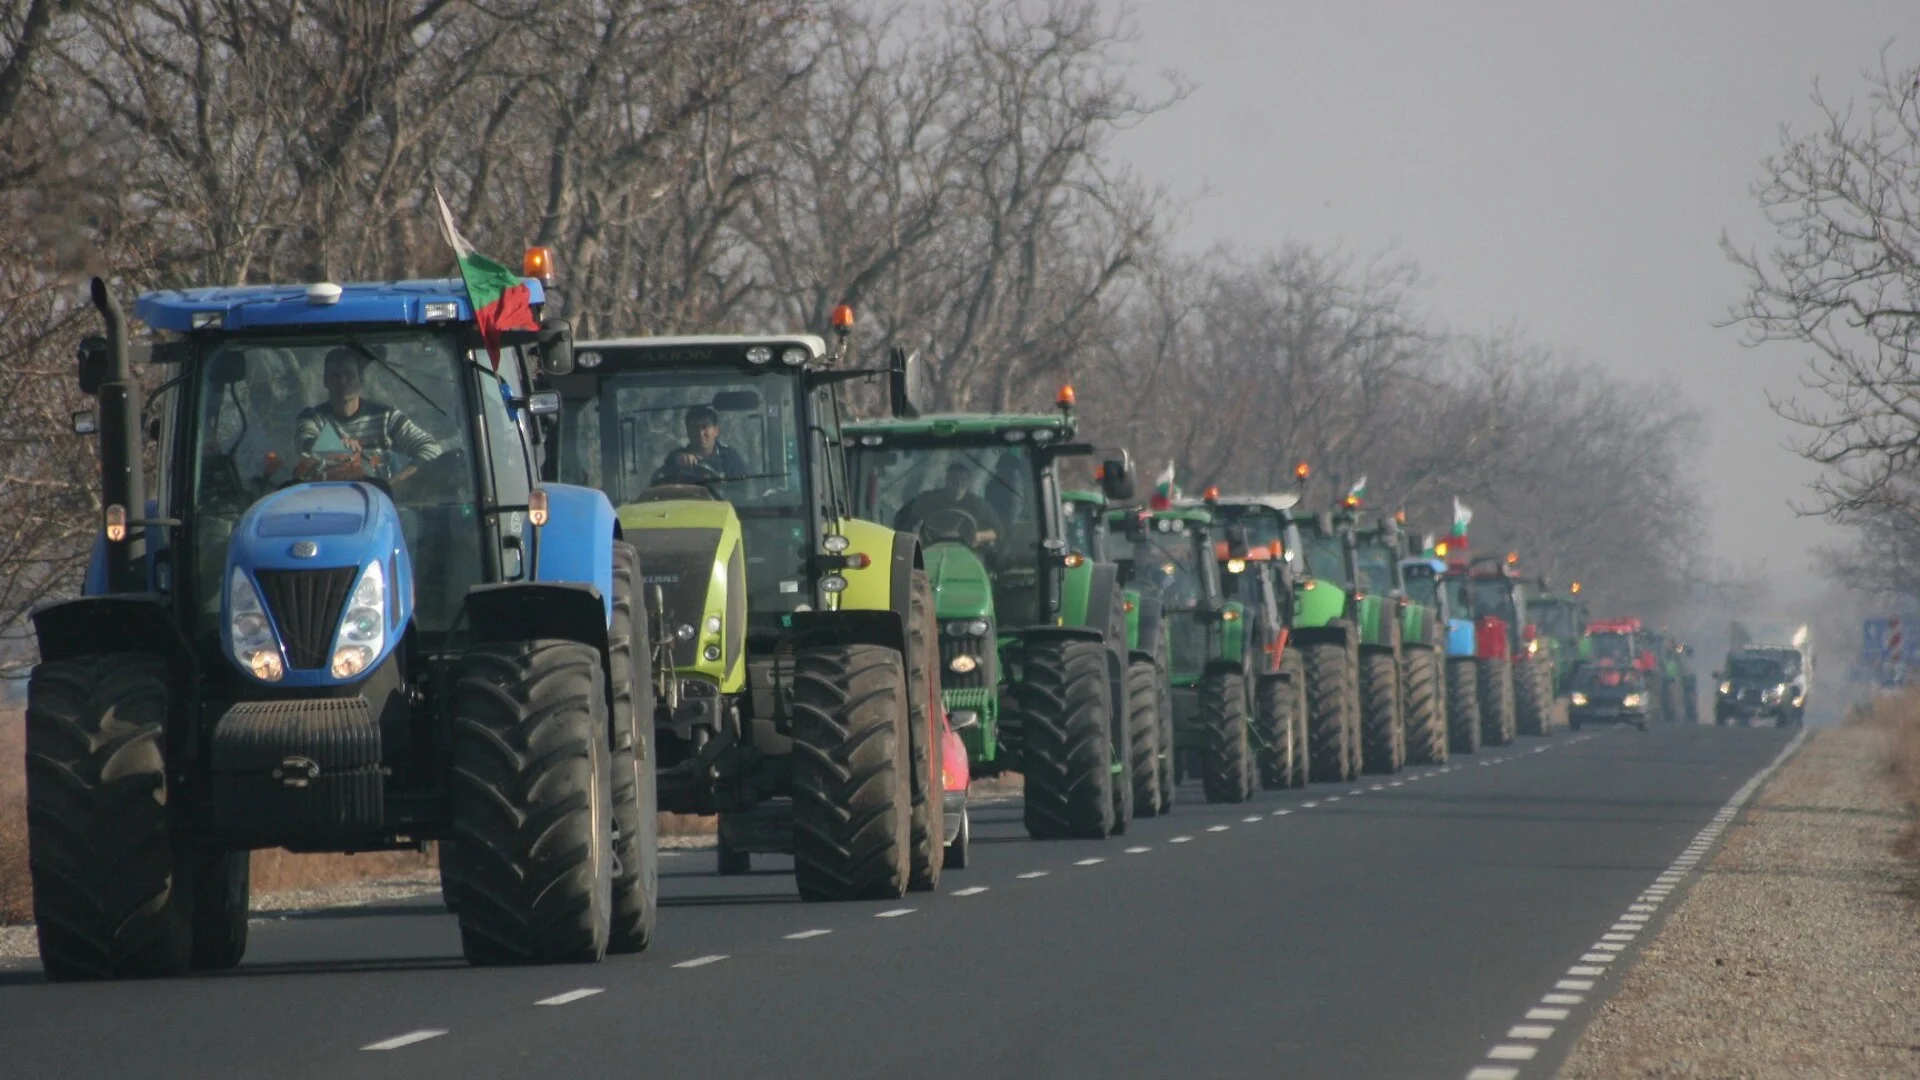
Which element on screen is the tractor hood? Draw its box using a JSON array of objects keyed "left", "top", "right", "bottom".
[
  {"left": 224, "top": 481, "right": 412, "bottom": 689},
  {"left": 924, "top": 543, "right": 994, "bottom": 620},
  {"left": 618, "top": 498, "right": 745, "bottom": 688}
]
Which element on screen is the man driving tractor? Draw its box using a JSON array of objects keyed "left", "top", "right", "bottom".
[
  {"left": 292, "top": 347, "right": 442, "bottom": 483},
  {"left": 653, "top": 404, "right": 749, "bottom": 484},
  {"left": 894, "top": 461, "right": 1002, "bottom": 547}
]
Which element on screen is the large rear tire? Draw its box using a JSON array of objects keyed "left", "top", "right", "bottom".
[
  {"left": 791, "top": 644, "right": 913, "bottom": 901},
  {"left": 1282, "top": 649, "right": 1311, "bottom": 788},
  {"left": 1199, "top": 669, "right": 1255, "bottom": 803},
  {"left": 1305, "top": 642, "right": 1357, "bottom": 783},
  {"left": 26, "top": 656, "right": 192, "bottom": 981},
  {"left": 606, "top": 542, "right": 657, "bottom": 953},
  {"left": 1479, "top": 657, "right": 1516, "bottom": 747},
  {"left": 448, "top": 640, "right": 613, "bottom": 966},
  {"left": 905, "top": 570, "right": 944, "bottom": 892},
  {"left": 1126, "top": 659, "right": 1164, "bottom": 816},
  {"left": 1404, "top": 648, "right": 1447, "bottom": 765},
  {"left": 1019, "top": 639, "right": 1117, "bottom": 839},
  {"left": 1361, "top": 650, "right": 1405, "bottom": 774},
  {"left": 1447, "top": 658, "right": 1482, "bottom": 755}
]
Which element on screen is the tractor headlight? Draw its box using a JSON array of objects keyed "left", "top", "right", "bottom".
[
  {"left": 967, "top": 618, "right": 989, "bottom": 637},
  {"left": 228, "top": 568, "right": 285, "bottom": 682},
  {"left": 1718, "top": 681, "right": 1731, "bottom": 695},
  {"left": 1622, "top": 692, "right": 1643, "bottom": 709},
  {"left": 1570, "top": 691, "right": 1588, "bottom": 707},
  {"left": 949, "top": 654, "right": 978, "bottom": 674},
  {"left": 330, "top": 561, "right": 386, "bottom": 679},
  {"left": 704, "top": 615, "right": 723, "bottom": 635},
  {"left": 781, "top": 347, "right": 809, "bottom": 367}
]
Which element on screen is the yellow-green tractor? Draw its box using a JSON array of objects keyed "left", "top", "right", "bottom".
[{"left": 543, "top": 323, "right": 951, "bottom": 900}]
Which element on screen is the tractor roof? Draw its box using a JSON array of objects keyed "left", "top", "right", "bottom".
[
  {"left": 1062, "top": 489, "right": 1105, "bottom": 506},
  {"left": 1182, "top": 493, "right": 1301, "bottom": 514},
  {"left": 136, "top": 278, "right": 545, "bottom": 333},
  {"left": 574, "top": 334, "right": 833, "bottom": 376},
  {"left": 1588, "top": 618, "right": 1642, "bottom": 634},
  {"left": 1110, "top": 505, "right": 1211, "bottom": 527},
  {"left": 847, "top": 412, "right": 1076, "bottom": 443}
]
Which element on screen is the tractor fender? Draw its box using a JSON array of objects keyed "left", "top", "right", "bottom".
[
  {"left": 1289, "top": 619, "right": 1354, "bottom": 651},
  {"left": 790, "top": 528, "right": 919, "bottom": 655},
  {"left": 532, "top": 482, "right": 617, "bottom": 627},
  {"left": 466, "top": 581, "right": 611, "bottom": 656},
  {"left": 787, "top": 610, "right": 906, "bottom": 655},
  {"left": 33, "top": 594, "right": 200, "bottom": 761}
]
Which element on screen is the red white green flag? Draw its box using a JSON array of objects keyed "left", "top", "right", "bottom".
[{"left": 433, "top": 186, "right": 537, "bottom": 369}]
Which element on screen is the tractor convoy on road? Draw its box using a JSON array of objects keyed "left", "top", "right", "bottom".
[{"left": 20, "top": 249, "right": 1766, "bottom": 981}]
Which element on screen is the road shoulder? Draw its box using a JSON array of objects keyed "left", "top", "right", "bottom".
[{"left": 1559, "top": 723, "right": 1920, "bottom": 1078}]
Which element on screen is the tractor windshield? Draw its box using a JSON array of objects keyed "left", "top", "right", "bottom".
[
  {"left": 1405, "top": 572, "right": 1439, "bottom": 610},
  {"left": 1132, "top": 528, "right": 1210, "bottom": 612},
  {"left": 1469, "top": 577, "right": 1516, "bottom": 621},
  {"left": 555, "top": 367, "right": 806, "bottom": 617},
  {"left": 188, "top": 330, "right": 483, "bottom": 635},
  {"left": 1532, "top": 600, "right": 1581, "bottom": 639},
  {"left": 849, "top": 441, "right": 1045, "bottom": 624},
  {"left": 1354, "top": 541, "right": 1397, "bottom": 594},
  {"left": 1303, "top": 530, "right": 1346, "bottom": 581},
  {"left": 1443, "top": 575, "right": 1469, "bottom": 616}
]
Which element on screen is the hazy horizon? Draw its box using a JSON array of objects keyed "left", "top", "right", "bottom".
[{"left": 1101, "top": 1, "right": 1912, "bottom": 610}]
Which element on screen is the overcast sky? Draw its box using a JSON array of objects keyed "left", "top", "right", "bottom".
[{"left": 1100, "top": 1, "right": 1913, "bottom": 599}]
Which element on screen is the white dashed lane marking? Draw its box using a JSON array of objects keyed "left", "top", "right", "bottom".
[
  {"left": 1207, "top": 825, "right": 1230, "bottom": 832},
  {"left": 951, "top": 886, "right": 989, "bottom": 896},
  {"left": 1074, "top": 857, "right": 1105, "bottom": 866},
  {"left": 875, "top": 908, "right": 915, "bottom": 918},
  {"left": 1242, "top": 815, "right": 1262, "bottom": 823},
  {"left": 1017, "top": 871, "right": 1050, "bottom": 879},
  {"left": 363, "top": 1030, "right": 448, "bottom": 1051},
  {"left": 674, "top": 955, "right": 729, "bottom": 968},
  {"left": 534, "top": 988, "right": 603, "bottom": 1006},
  {"left": 1170, "top": 836, "right": 1193, "bottom": 843},
  {"left": 1124, "top": 846, "right": 1151, "bottom": 853},
  {"left": 785, "top": 929, "right": 833, "bottom": 939}
]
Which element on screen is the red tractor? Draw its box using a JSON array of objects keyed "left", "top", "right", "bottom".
[{"left": 1569, "top": 618, "right": 1658, "bottom": 730}]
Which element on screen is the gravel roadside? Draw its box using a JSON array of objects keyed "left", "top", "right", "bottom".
[{"left": 1559, "top": 723, "right": 1920, "bottom": 1078}]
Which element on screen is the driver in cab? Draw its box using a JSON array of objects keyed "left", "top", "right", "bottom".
[
  {"left": 293, "top": 349, "right": 442, "bottom": 484},
  {"left": 654, "top": 405, "right": 749, "bottom": 484},
  {"left": 894, "top": 462, "right": 1002, "bottom": 548}
]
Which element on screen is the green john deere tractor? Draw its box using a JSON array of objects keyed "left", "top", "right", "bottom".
[
  {"left": 1527, "top": 585, "right": 1590, "bottom": 698},
  {"left": 1193, "top": 493, "right": 1312, "bottom": 789},
  {"left": 1112, "top": 504, "right": 1269, "bottom": 803},
  {"left": 1293, "top": 507, "right": 1406, "bottom": 778},
  {"left": 1063, "top": 488, "right": 1176, "bottom": 816},
  {"left": 546, "top": 329, "right": 951, "bottom": 899},
  {"left": 844, "top": 407, "right": 1142, "bottom": 839}
]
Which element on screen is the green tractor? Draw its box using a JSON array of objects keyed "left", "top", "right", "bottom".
[
  {"left": 1526, "top": 583, "right": 1591, "bottom": 698},
  {"left": 1292, "top": 505, "right": 1406, "bottom": 778},
  {"left": 545, "top": 324, "right": 951, "bottom": 899},
  {"left": 1195, "top": 493, "right": 1314, "bottom": 789},
  {"left": 844, "top": 402, "right": 1144, "bottom": 838},
  {"left": 1111, "top": 503, "right": 1269, "bottom": 802},
  {"left": 1063, "top": 488, "right": 1176, "bottom": 816}
]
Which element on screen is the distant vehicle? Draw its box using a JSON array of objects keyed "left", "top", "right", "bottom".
[
  {"left": 1568, "top": 663, "right": 1650, "bottom": 731},
  {"left": 1714, "top": 648, "right": 1806, "bottom": 727},
  {"left": 1730, "top": 619, "right": 1814, "bottom": 702}
]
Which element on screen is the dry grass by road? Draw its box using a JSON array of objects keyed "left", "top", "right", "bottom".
[{"left": 0, "top": 712, "right": 26, "bottom": 923}]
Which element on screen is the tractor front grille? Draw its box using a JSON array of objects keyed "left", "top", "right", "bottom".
[
  {"left": 940, "top": 634, "right": 995, "bottom": 690},
  {"left": 256, "top": 568, "right": 357, "bottom": 670}
]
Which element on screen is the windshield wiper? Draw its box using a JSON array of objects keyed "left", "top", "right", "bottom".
[{"left": 342, "top": 336, "right": 448, "bottom": 418}]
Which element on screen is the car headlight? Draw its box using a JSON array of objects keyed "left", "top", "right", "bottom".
[
  {"left": 1622, "top": 692, "right": 1643, "bottom": 708},
  {"left": 1570, "top": 691, "right": 1588, "bottom": 706},
  {"left": 1718, "top": 681, "right": 1731, "bottom": 695},
  {"left": 228, "top": 568, "right": 285, "bottom": 682},
  {"left": 949, "top": 654, "right": 978, "bottom": 674},
  {"left": 330, "top": 561, "right": 385, "bottom": 679},
  {"left": 1761, "top": 685, "right": 1784, "bottom": 704}
]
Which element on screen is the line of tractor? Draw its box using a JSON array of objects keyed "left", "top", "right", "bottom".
[{"left": 19, "top": 252, "right": 1705, "bottom": 981}]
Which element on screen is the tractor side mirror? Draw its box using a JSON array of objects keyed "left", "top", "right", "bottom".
[
  {"left": 77, "top": 336, "right": 109, "bottom": 396},
  {"left": 888, "top": 346, "right": 926, "bottom": 419},
  {"left": 539, "top": 319, "right": 574, "bottom": 376},
  {"left": 1099, "top": 451, "right": 1135, "bottom": 501}
]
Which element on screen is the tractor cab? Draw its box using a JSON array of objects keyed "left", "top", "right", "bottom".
[
  {"left": 545, "top": 324, "right": 954, "bottom": 897},
  {"left": 1583, "top": 618, "right": 1653, "bottom": 672}
]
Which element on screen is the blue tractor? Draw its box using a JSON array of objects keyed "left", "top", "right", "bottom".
[{"left": 24, "top": 274, "right": 655, "bottom": 979}]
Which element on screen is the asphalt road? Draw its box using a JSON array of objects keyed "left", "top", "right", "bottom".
[{"left": 0, "top": 723, "right": 1795, "bottom": 1080}]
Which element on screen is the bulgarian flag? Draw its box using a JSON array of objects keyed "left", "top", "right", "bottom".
[
  {"left": 433, "top": 186, "right": 538, "bottom": 370},
  {"left": 1343, "top": 475, "right": 1367, "bottom": 507},
  {"left": 1150, "top": 461, "right": 1178, "bottom": 510},
  {"left": 1451, "top": 497, "right": 1473, "bottom": 536}
]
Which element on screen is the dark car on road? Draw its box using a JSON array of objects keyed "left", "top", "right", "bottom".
[
  {"left": 1569, "top": 664, "right": 1650, "bottom": 731},
  {"left": 1714, "top": 651, "right": 1805, "bottom": 727}
]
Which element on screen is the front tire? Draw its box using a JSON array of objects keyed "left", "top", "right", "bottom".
[
  {"left": 1360, "top": 650, "right": 1405, "bottom": 774},
  {"left": 790, "top": 644, "right": 913, "bottom": 901},
  {"left": 448, "top": 640, "right": 613, "bottom": 966},
  {"left": 1019, "top": 639, "right": 1117, "bottom": 839},
  {"left": 1305, "top": 642, "right": 1358, "bottom": 782},
  {"left": 189, "top": 850, "right": 250, "bottom": 970},
  {"left": 1156, "top": 640, "right": 1177, "bottom": 812},
  {"left": 26, "top": 656, "right": 192, "bottom": 981},
  {"left": 1256, "top": 672, "right": 1296, "bottom": 790},
  {"left": 1515, "top": 659, "right": 1550, "bottom": 736},
  {"left": 1199, "top": 669, "right": 1255, "bottom": 803}
]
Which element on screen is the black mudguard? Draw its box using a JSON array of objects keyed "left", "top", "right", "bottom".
[
  {"left": 466, "top": 581, "right": 611, "bottom": 656},
  {"left": 1290, "top": 619, "right": 1354, "bottom": 651}
]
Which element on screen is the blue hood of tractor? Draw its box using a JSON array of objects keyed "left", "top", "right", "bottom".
[
  {"left": 1446, "top": 618, "right": 1476, "bottom": 658},
  {"left": 224, "top": 482, "right": 413, "bottom": 688}
]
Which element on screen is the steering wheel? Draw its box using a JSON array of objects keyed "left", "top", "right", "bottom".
[
  {"left": 918, "top": 507, "right": 980, "bottom": 547},
  {"left": 654, "top": 454, "right": 726, "bottom": 487}
]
